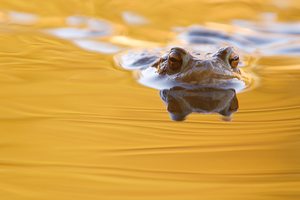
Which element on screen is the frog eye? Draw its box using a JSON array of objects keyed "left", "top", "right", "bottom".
[
  {"left": 229, "top": 53, "right": 239, "bottom": 68},
  {"left": 168, "top": 51, "right": 183, "bottom": 71}
]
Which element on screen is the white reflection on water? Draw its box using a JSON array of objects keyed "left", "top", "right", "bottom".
[
  {"left": 8, "top": 11, "right": 38, "bottom": 25},
  {"left": 47, "top": 16, "right": 112, "bottom": 39},
  {"left": 73, "top": 39, "right": 121, "bottom": 54},
  {"left": 46, "top": 27, "right": 109, "bottom": 39},
  {"left": 122, "top": 11, "right": 149, "bottom": 25},
  {"left": 233, "top": 19, "right": 300, "bottom": 35},
  {"left": 174, "top": 17, "right": 300, "bottom": 56},
  {"left": 46, "top": 15, "right": 121, "bottom": 54}
]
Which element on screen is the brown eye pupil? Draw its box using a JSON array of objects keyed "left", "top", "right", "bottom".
[
  {"left": 167, "top": 50, "right": 183, "bottom": 72},
  {"left": 229, "top": 53, "right": 239, "bottom": 68},
  {"left": 169, "top": 51, "right": 182, "bottom": 62},
  {"left": 169, "top": 56, "right": 179, "bottom": 62}
]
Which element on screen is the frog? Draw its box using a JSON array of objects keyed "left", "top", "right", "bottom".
[
  {"left": 115, "top": 46, "right": 249, "bottom": 91},
  {"left": 115, "top": 45, "right": 251, "bottom": 120},
  {"left": 151, "top": 46, "right": 245, "bottom": 85}
]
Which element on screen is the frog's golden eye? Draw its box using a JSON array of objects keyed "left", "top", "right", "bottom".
[
  {"left": 168, "top": 51, "right": 182, "bottom": 71},
  {"left": 229, "top": 53, "right": 239, "bottom": 68}
]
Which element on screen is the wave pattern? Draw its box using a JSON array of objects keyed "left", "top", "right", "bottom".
[{"left": 0, "top": 0, "right": 300, "bottom": 200}]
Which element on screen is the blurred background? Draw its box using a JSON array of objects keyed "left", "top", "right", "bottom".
[{"left": 0, "top": 0, "right": 299, "bottom": 200}]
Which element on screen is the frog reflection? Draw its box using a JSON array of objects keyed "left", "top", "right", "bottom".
[
  {"left": 160, "top": 87, "right": 238, "bottom": 121},
  {"left": 116, "top": 46, "right": 245, "bottom": 121}
]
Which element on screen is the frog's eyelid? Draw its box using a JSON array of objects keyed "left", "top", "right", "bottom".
[
  {"left": 230, "top": 55, "right": 239, "bottom": 61},
  {"left": 169, "top": 56, "right": 180, "bottom": 62},
  {"left": 169, "top": 51, "right": 183, "bottom": 61}
]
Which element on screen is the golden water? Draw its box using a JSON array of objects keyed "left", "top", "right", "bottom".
[{"left": 0, "top": 0, "right": 299, "bottom": 199}]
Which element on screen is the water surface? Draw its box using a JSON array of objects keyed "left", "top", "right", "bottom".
[{"left": 0, "top": 0, "right": 299, "bottom": 200}]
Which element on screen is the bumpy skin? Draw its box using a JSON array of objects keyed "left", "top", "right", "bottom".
[
  {"left": 151, "top": 46, "right": 245, "bottom": 85},
  {"left": 115, "top": 46, "right": 245, "bottom": 120}
]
